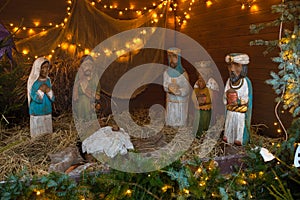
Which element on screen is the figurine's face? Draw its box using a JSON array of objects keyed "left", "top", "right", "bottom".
[
  {"left": 196, "top": 76, "right": 206, "bottom": 89},
  {"left": 168, "top": 53, "right": 178, "bottom": 68},
  {"left": 39, "top": 62, "right": 49, "bottom": 79},
  {"left": 228, "top": 62, "right": 242, "bottom": 83},
  {"left": 82, "top": 60, "right": 93, "bottom": 77}
]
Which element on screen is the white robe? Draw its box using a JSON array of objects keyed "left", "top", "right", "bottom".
[
  {"left": 163, "top": 71, "right": 190, "bottom": 127},
  {"left": 223, "top": 78, "right": 249, "bottom": 144}
]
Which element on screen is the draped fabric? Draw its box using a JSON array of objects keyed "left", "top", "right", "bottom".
[{"left": 16, "top": 0, "right": 170, "bottom": 98}]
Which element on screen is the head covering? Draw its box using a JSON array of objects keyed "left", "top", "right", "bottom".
[
  {"left": 225, "top": 53, "right": 249, "bottom": 65},
  {"left": 27, "top": 57, "right": 50, "bottom": 106},
  {"left": 167, "top": 47, "right": 184, "bottom": 77}
]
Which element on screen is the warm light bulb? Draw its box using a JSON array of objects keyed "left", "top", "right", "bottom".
[
  {"left": 199, "top": 181, "right": 206, "bottom": 186},
  {"left": 274, "top": 122, "right": 278, "bottom": 126},
  {"left": 49, "top": 22, "right": 53, "bottom": 26},
  {"left": 9, "top": 23, "right": 13, "bottom": 26},
  {"left": 91, "top": 1, "right": 95, "bottom": 6},
  {"left": 241, "top": 4, "right": 245, "bottom": 10},
  {"left": 36, "top": 190, "right": 41, "bottom": 195},
  {"left": 197, "top": 168, "right": 202, "bottom": 173},
  {"left": 185, "top": 14, "right": 190, "bottom": 19},
  {"left": 291, "top": 34, "right": 297, "bottom": 39},
  {"left": 183, "top": 189, "right": 189, "bottom": 194},
  {"left": 22, "top": 27, "right": 26, "bottom": 30},
  {"left": 206, "top": 0, "right": 212, "bottom": 7},
  {"left": 84, "top": 48, "right": 90, "bottom": 55},
  {"left": 22, "top": 49, "right": 29, "bottom": 55},
  {"left": 125, "top": 189, "right": 132, "bottom": 195},
  {"left": 250, "top": 4, "right": 258, "bottom": 12},
  {"left": 119, "top": 11, "right": 123, "bottom": 15},
  {"left": 33, "top": 21, "right": 40, "bottom": 27},
  {"left": 28, "top": 29, "right": 35, "bottom": 35},
  {"left": 277, "top": 129, "right": 282, "bottom": 133}
]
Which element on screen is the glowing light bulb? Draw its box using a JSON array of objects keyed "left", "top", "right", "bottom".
[
  {"left": 277, "top": 129, "right": 282, "bottom": 133},
  {"left": 22, "top": 49, "right": 29, "bottom": 55},
  {"left": 125, "top": 189, "right": 132, "bottom": 195},
  {"left": 206, "top": 0, "right": 212, "bottom": 7}
]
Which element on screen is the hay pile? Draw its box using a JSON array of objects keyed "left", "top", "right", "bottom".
[{"left": 0, "top": 110, "right": 283, "bottom": 180}]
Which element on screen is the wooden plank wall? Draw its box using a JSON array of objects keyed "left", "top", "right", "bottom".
[
  {"left": 178, "top": 0, "right": 293, "bottom": 136},
  {"left": 132, "top": 0, "right": 292, "bottom": 137}
]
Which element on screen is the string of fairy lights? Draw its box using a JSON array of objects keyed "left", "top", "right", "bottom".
[{"left": 5, "top": 0, "right": 258, "bottom": 44}]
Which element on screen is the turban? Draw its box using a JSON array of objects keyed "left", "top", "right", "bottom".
[
  {"left": 225, "top": 53, "right": 249, "bottom": 65},
  {"left": 167, "top": 47, "right": 181, "bottom": 55}
]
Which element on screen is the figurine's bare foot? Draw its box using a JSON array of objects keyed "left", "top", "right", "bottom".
[
  {"left": 223, "top": 136, "right": 228, "bottom": 143},
  {"left": 234, "top": 140, "right": 242, "bottom": 146}
]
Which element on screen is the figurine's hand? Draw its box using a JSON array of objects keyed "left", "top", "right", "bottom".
[
  {"left": 168, "top": 84, "right": 180, "bottom": 95},
  {"left": 45, "top": 85, "right": 51, "bottom": 93},
  {"left": 95, "top": 94, "right": 100, "bottom": 100},
  {"left": 39, "top": 84, "right": 47, "bottom": 93}
]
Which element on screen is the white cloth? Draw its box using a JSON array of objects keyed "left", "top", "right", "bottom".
[
  {"left": 163, "top": 71, "right": 190, "bottom": 127},
  {"left": 82, "top": 126, "right": 134, "bottom": 158},
  {"left": 223, "top": 78, "right": 249, "bottom": 144},
  {"left": 30, "top": 114, "right": 53, "bottom": 137}
]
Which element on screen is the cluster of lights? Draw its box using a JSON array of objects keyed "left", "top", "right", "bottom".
[
  {"left": 237, "top": 0, "right": 258, "bottom": 10},
  {"left": 7, "top": 0, "right": 73, "bottom": 38},
  {"left": 17, "top": 0, "right": 262, "bottom": 60},
  {"left": 273, "top": 122, "right": 282, "bottom": 134}
]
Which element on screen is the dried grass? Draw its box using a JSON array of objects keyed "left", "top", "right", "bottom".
[{"left": 0, "top": 109, "right": 283, "bottom": 180}]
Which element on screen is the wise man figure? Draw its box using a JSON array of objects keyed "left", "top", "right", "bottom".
[
  {"left": 223, "top": 53, "right": 253, "bottom": 146},
  {"left": 163, "top": 47, "right": 190, "bottom": 127}
]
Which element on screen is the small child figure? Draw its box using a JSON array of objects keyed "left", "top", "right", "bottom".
[
  {"left": 27, "top": 57, "right": 55, "bottom": 137},
  {"left": 192, "top": 75, "right": 212, "bottom": 138}
]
